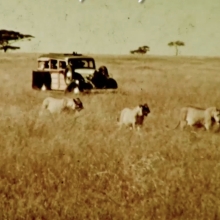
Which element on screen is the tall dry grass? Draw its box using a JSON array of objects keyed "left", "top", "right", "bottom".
[{"left": 0, "top": 53, "right": 220, "bottom": 219}]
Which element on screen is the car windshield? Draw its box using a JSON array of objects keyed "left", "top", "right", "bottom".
[{"left": 68, "top": 58, "right": 95, "bottom": 69}]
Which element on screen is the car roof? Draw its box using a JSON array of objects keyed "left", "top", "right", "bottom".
[{"left": 38, "top": 53, "right": 94, "bottom": 61}]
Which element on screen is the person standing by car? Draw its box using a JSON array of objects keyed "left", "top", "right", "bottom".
[{"left": 64, "top": 61, "right": 74, "bottom": 84}]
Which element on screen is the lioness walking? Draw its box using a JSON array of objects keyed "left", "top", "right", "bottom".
[
  {"left": 118, "top": 103, "right": 150, "bottom": 130},
  {"left": 173, "top": 106, "right": 220, "bottom": 131},
  {"left": 40, "top": 97, "right": 84, "bottom": 115}
]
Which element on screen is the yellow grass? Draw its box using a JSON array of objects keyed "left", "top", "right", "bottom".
[{"left": 0, "top": 53, "right": 220, "bottom": 219}]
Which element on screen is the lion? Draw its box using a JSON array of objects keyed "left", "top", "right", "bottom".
[
  {"left": 40, "top": 97, "right": 84, "bottom": 115},
  {"left": 118, "top": 103, "right": 150, "bottom": 130},
  {"left": 172, "top": 106, "right": 220, "bottom": 131}
]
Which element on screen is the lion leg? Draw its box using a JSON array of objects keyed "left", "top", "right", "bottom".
[
  {"left": 131, "top": 121, "right": 136, "bottom": 130},
  {"left": 117, "top": 123, "right": 122, "bottom": 131},
  {"left": 204, "top": 125, "right": 210, "bottom": 131},
  {"left": 204, "top": 121, "right": 212, "bottom": 131},
  {"left": 137, "top": 127, "right": 142, "bottom": 136},
  {"left": 187, "top": 118, "right": 200, "bottom": 130},
  {"left": 216, "top": 122, "right": 220, "bottom": 131},
  {"left": 180, "top": 120, "right": 187, "bottom": 130}
]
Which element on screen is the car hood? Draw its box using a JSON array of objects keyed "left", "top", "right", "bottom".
[{"left": 74, "top": 68, "right": 96, "bottom": 76}]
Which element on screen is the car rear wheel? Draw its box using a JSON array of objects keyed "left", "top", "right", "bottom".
[{"left": 65, "top": 80, "right": 80, "bottom": 93}]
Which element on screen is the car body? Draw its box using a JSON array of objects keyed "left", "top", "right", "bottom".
[{"left": 32, "top": 52, "right": 118, "bottom": 92}]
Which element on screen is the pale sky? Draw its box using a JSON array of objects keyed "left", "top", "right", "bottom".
[{"left": 0, "top": 0, "right": 220, "bottom": 56}]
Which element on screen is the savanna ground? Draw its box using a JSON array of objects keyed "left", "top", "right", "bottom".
[{"left": 0, "top": 53, "right": 220, "bottom": 219}]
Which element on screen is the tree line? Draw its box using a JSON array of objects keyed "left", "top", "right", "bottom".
[
  {"left": 130, "top": 41, "right": 185, "bottom": 56},
  {"left": 0, "top": 29, "right": 185, "bottom": 56}
]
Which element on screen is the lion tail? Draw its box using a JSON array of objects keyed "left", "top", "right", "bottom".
[
  {"left": 165, "top": 121, "right": 180, "bottom": 130},
  {"left": 171, "top": 121, "right": 180, "bottom": 130}
]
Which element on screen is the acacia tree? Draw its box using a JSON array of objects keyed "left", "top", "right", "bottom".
[
  {"left": 130, "top": 45, "right": 150, "bottom": 55},
  {"left": 0, "top": 29, "right": 34, "bottom": 52},
  {"left": 168, "top": 41, "right": 185, "bottom": 56}
]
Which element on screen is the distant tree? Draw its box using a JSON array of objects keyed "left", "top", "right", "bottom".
[
  {"left": 130, "top": 45, "right": 150, "bottom": 55},
  {"left": 168, "top": 41, "right": 185, "bottom": 56},
  {"left": 0, "top": 29, "right": 34, "bottom": 53}
]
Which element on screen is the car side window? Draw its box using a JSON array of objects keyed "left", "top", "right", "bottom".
[
  {"left": 51, "top": 60, "right": 58, "bottom": 69},
  {"left": 88, "top": 60, "right": 94, "bottom": 68},
  {"left": 59, "top": 61, "right": 66, "bottom": 69},
  {"left": 38, "top": 61, "right": 50, "bottom": 69},
  {"left": 38, "top": 61, "right": 45, "bottom": 70},
  {"left": 45, "top": 61, "right": 49, "bottom": 69}
]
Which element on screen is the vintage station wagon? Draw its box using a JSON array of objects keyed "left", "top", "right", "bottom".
[{"left": 32, "top": 52, "right": 118, "bottom": 92}]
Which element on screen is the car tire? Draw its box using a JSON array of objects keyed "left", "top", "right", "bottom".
[{"left": 64, "top": 79, "right": 83, "bottom": 93}]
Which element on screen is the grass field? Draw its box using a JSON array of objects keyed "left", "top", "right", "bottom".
[{"left": 1, "top": 53, "right": 220, "bottom": 219}]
